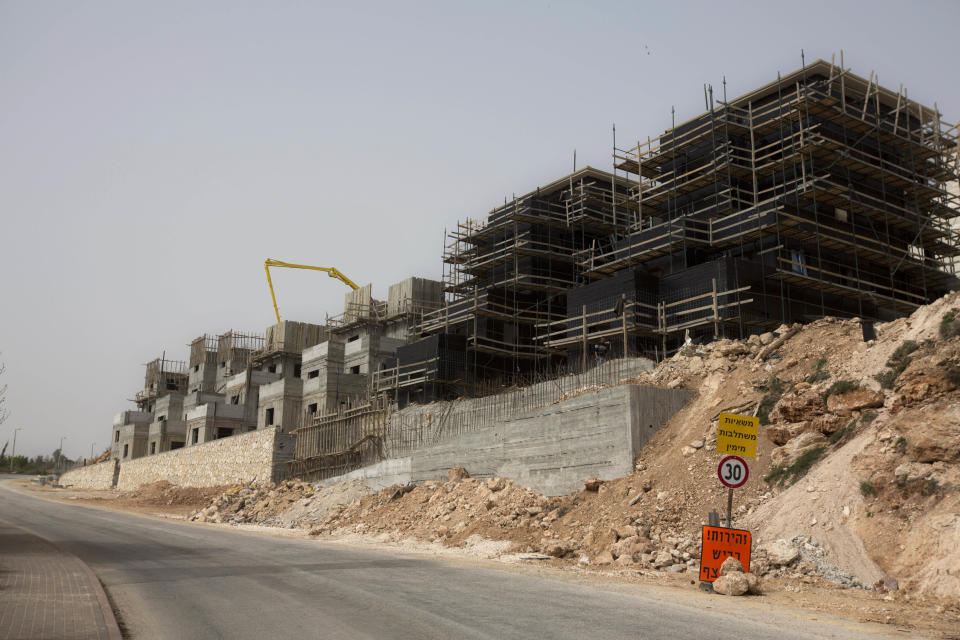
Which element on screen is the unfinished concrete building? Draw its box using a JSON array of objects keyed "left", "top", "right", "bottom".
[
  {"left": 373, "top": 168, "right": 633, "bottom": 406},
  {"left": 556, "top": 57, "right": 960, "bottom": 359},
  {"left": 106, "top": 276, "right": 442, "bottom": 461},
  {"left": 370, "top": 57, "right": 959, "bottom": 408},
  {"left": 111, "top": 357, "right": 189, "bottom": 461},
  {"left": 146, "top": 392, "right": 186, "bottom": 455},
  {"left": 181, "top": 330, "right": 265, "bottom": 446},
  {"left": 111, "top": 410, "right": 152, "bottom": 461},
  {"left": 300, "top": 339, "right": 367, "bottom": 425},
  {"left": 187, "top": 334, "right": 219, "bottom": 395},
  {"left": 253, "top": 321, "right": 326, "bottom": 432}
]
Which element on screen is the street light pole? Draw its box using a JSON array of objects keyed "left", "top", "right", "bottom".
[
  {"left": 90, "top": 442, "right": 96, "bottom": 461},
  {"left": 10, "top": 427, "right": 21, "bottom": 473},
  {"left": 57, "top": 436, "right": 66, "bottom": 473}
]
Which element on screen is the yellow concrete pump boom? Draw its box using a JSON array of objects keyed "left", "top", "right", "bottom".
[{"left": 264, "top": 258, "right": 359, "bottom": 323}]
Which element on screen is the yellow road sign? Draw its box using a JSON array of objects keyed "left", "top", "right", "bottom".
[{"left": 716, "top": 412, "right": 759, "bottom": 458}]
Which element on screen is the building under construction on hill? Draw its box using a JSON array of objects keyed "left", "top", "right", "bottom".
[{"left": 374, "top": 55, "right": 960, "bottom": 406}]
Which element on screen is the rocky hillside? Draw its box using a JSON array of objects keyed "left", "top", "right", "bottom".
[{"left": 191, "top": 291, "right": 960, "bottom": 608}]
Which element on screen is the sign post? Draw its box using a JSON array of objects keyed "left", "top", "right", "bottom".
[
  {"left": 715, "top": 412, "right": 758, "bottom": 528},
  {"left": 700, "top": 411, "right": 759, "bottom": 590},
  {"left": 717, "top": 454, "right": 749, "bottom": 528}
]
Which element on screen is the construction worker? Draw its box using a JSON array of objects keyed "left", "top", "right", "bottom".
[{"left": 594, "top": 339, "right": 609, "bottom": 365}]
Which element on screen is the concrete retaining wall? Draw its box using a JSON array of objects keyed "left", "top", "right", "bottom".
[
  {"left": 321, "top": 457, "right": 413, "bottom": 491},
  {"left": 59, "top": 460, "right": 117, "bottom": 489},
  {"left": 323, "top": 384, "right": 692, "bottom": 496}
]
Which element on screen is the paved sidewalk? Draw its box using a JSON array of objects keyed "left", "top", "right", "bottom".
[{"left": 0, "top": 520, "right": 122, "bottom": 640}]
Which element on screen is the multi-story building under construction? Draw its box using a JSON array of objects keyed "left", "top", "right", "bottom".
[{"left": 375, "top": 56, "right": 959, "bottom": 406}]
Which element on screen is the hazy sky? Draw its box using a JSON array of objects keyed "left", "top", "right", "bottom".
[{"left": 2, "top": 0, "right": 958, "bottom": 459}]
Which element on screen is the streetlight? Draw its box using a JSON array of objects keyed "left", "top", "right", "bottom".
[{"left": 10, "top": 427, "right": 21, "bottom": 473}]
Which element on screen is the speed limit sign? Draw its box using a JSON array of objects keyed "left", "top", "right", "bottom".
[{"left": 718, "top": 455, "right": 749, "bottom": 488}]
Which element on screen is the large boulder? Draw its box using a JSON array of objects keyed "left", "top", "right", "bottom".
[
  {"left": 771, "top": 390, "right": 825, "bottom": 423},
  {"left": 447, "top": 466, "right": 470, "bottom": 481},
  {"left": 717, "top": 341, "right": 750, "bottom": 357},
  {"left": 826, "top": 389, "right": 884, "bottom": 415},
  {"left": 895, "top": 357, "right": 958, "bottom": 406},
  {"left": 811, "top": 413, "right": 845, "bottom": 435},
  {"left": 907, "top": 405, "right": 960, "bottom": 462},
  {"left": 713, "top": 571, "right": 749, "bottom": 596},
  {"left": 719, "top": 556, "right": 743, "bottom": 575},
  {"left": 770, "top": 431, "right": 828, "bottom": 468},
  {"left": 763, "top": 539, "right": 799, "bottom": 566},
  {"left": 765, "top": 422, "right": 810, "bottom": 445}
]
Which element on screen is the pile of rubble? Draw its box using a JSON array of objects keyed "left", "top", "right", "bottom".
[{"left": 189, "top": 479, "right": 373, "bottom": 526}]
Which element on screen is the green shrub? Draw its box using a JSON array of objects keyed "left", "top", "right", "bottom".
[
  {"left": 860, "top": 409, "right": 878, "bottom": 426},
  {"left": 946, "top": 364, "right": 960, "bottom": 387},
  {"left": 875, "top": 340, "right": 920, "bottom": 389},
  {"left": 893, "top": 436, "right": 907, "bottom": 453},
  {"left": 875, "top": 369, "right": 899, "bottom": 389},
  {"left": 757, "top": 375, "right": 786, "bottom": 426},
  {"left": 805, "top": 357, "right": 831, "bottom": 383},
  {"left": 940, "top": 310, "right": 960, "bottom": 340},
  {"left": 823, "top": 380, "right": 859, "bottom": 401},
  {"left": 829, "top": 420, "right": 857, "bottom": 445},
  {"left": 763, "top": 446, "right": 826, "bottom": 486},
  {"left": 887, "top": 340, "right": 919, "bottom": 367},
  {"left": 859, "top": 480, "right": 877, "bottom": 497}
]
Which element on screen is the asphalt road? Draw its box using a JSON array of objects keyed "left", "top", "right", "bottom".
[{"left": 0, "top": 479, "right": 896, "bottom": 640}]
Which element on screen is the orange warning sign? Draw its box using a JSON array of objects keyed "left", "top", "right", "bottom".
[{"left": 698, "top": 525, "right": 752, "bottom": 582}]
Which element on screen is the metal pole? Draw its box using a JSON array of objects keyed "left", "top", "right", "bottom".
[
  {"left": 58, "top": 436, "right": 66, "bottom": 473},
  {"left": 726, "top": 488, "right": 734, "bottom": 528},
  {"left": 11, "top": 427, "right": 21, "bottom": 472}
]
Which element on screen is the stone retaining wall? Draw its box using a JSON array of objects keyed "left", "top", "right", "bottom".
[
  {"left": 116, "top": 427, "right": 293, "bottom": 490},
  {"left": 60, "top": 427, "right": 294, "bottom": 490},
  {"left": 58, "top": 460, "right": 117, "bottom": 489}
]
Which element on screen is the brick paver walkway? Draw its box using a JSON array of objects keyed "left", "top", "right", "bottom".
[{"left": 0, "top": 521, "right": 121, "bottom": 640}]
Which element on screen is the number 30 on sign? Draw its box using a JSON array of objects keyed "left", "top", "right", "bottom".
[{"left": 717, "top": 455, "right": 749, "bottom": 489}]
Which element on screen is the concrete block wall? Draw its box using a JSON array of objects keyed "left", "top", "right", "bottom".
[
  {"left": 116, "top": 426, "right": 294, "bottom": 490},
  {"left": 322, "top": 384, "right": 692, "bottom": 496},
  {"left": 409, "top": 385, "right": 691, "bottom": 495},
  {"left": 59, "top": 460, "right": 118, "bottom": 489}
]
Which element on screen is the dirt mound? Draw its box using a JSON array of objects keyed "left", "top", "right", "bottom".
[
  {"left": 189, "top": 479, "right": 375, "bottom": 526},
  {"left": 121, "top": 481, "right": 229, "bottom": 507}
]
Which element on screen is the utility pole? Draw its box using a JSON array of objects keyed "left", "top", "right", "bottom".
[
  {"left": 90, "top": 442, "right": 96, "bottom": 461},
  {"left": 10, "top": 427, "right": 21, "bottom": 473},
  {"left": 57, "top": 436, "right": 66, "bottom": 473}
]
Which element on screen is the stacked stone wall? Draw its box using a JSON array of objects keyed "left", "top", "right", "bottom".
[
  {"left": 116, "top": 427, "right": 292, "bottom": 490},
  {"left": 58, "top": 460, "right": 116, "bottom": 489}
]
